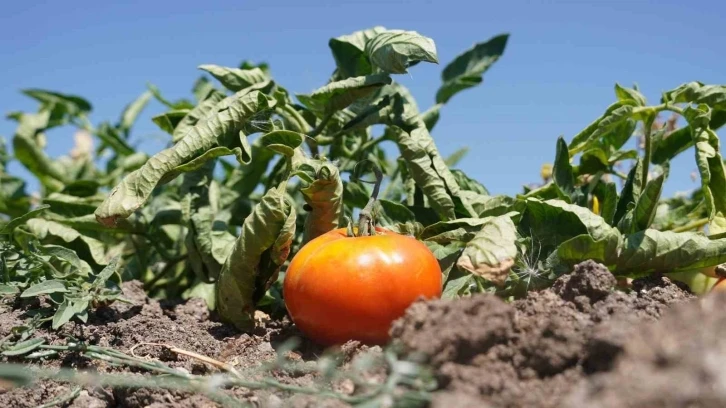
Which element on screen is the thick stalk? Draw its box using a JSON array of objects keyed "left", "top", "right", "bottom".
[{"left": 356, "top": 163, "right": 383, "bottom": 237}]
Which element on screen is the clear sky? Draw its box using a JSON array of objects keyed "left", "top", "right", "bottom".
[{"left": 1, "top": 0, "right": 724, "bottom": 198}]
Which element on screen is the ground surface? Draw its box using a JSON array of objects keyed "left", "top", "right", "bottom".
[{"left": 1, "top": 260, "right": 725, "bottom": 407}]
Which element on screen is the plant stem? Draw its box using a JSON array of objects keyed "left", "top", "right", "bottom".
[
  {"left": 356, "top": 163, "right": 383, "bottom": 237},
  {"left": 308, "top": 113, "right": 333, "bottom": 138},
  {"left": 642, "top": 114, "right": 656, "bottom": 183},
  {"left": 670, "top": 218, "right": 709, "bottom": 233}
]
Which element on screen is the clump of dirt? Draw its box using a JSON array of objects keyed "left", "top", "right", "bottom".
[{"left": 390, "top": 260, "right": 698, "bottom": 408}]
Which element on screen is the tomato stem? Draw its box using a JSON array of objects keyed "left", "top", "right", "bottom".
[{"left": 356, "top": 162, "right": 383, "bottom": 237}]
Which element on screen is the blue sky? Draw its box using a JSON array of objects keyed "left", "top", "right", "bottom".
[{"left": 1, "top": 0, "right": 724, "bottom": 198}]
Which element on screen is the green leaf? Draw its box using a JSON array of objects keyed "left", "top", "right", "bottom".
[
  {"left": 422, "top": 217, "right": 491, "bottom": 243},
  {"left": 365, "top": 30, "right": 438, "bottom": 74},
  {"left": 328, "top": 26, "right": 387, "bottom": 79},
  {"left": 172, "top": 91, "right": 227, "bottom": 143},
  {"left": 339, "top": 95, "right": 393, "bottom": 132},
  {"left": 568, "top": 101, "right": 635, "bottom": 155},
  {"left": 259, "top": 130, "right": 305, "bottom": 157},
  {"left": 521, "top": 198, "right": 621, "bottom": 252},
  {"left": 422, "top": 104, "right": 442, "bottom": 131},
  {"left": 436, "top": 34, "right": 508, "bottom": 104},
  {"left": 11, "top": 112, "right": 68, "bottom": 190},
  {"left": 94, "top": 122, "right": 135, "bottom": 156},
  {"left": 613, "top": 158, "right": 644, "bottom": 228},
  {"left": 683, "top": 105, "right": 726, "bottom": 234},
  {"left": 388, "top": 93, "right": 473, "bottom": 220},
  {"left": 20, "top": 280, "right": 67, "bottom": 297},
  {"left": 2, "top": 338, "right": 46, "bottom": 357},
  {"left": 52, "top": 299, "right": 76, "bottom": 329},
  {"left": 577, "top": 148, "right": 610, "bottom": 176},
  {"left": 199, "top": 65, "right": 269, "bottom": 92},
  {"left": 554, "top": 229, "right": 726, "bottom": 277},
  {"left": 0, "top": 285, "right": 20, "bottom": 295},
  {"left": 43, "top": 193, "right": 102, "bottom": 217},
  {"left": 376, "top": 199, "right": 416, "bottom": 227},
  {"left": 460, "top": 192, "right": 516, "bottom": 218},
  {"left": 614, "top": 83, "right": 646, "bottom": 106},
  {"left": 21, "top": 89, "right": 92, "bottom": 116},
  {"left": 92, "top": 255, "right": 122, "bottom": 288},
  {"left": 652, "top": 111, "right": 726, "bottom": 164},
  {"left": 26, "top": 219, "right": 107, "bottom": 266},
  {"left": 0, "top": 205, "right": 50, "bottom": 235},
  {"left": 119, "top": 90, "right": 152, "bottom": 135},
  {"left": 95, "top": 91, "right": 276, "bottom": 227},
  {"left": 450, "top": 170, "right": 488, "bottom": 195},
  {"left": 297, "top": 74, "right": 392, "bottom": 115},
  {"left": 442, "top": 273, "right": 475, "bottom": 299},
  {"left": 553, "top": 137, "right": 574, "bottom": 193},
  {"left": 456, "top": 214, "right": 518, "bottom": 286},
  {"left": 444, "top": 147, "right": 469, "bottom": 168},
  {"left": 151, "top": 109, "right": 190, "bottom": 135},
  {"left": 633, "top": 163, "right": 669, "bottom": 231},
  {"left": 591, "top": 180, "right": 618, "bottom": 225},
  {"left": 299, "top": 160, "right": 344, "bottom": 244},
  {"left": 216, "top": 186, "right": 297, "bottom": 330},
  {"left": 43, "top": 245, "right": 91, "bottom": 276},
  {"left": 662, "top": 82, "right": 726, "bottom": 109}
]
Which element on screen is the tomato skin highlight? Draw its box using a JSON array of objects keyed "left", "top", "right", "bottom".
[{"left": 283, "top": 227, "right": 442, "bottom": 346}]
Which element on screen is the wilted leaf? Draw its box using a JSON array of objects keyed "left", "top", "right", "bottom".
[
  {"left": 216, "top": 186, "right": 296, "bottom": 330},
  {"left": 456, "top": 214, "right": 518, "bottom": 286},
  {"left": 95, "top": 91, "right": 275, "bottom": 226},
  {"left": 329, "top": 26, "right": 387, "bottom": 79},
  {"left": 199, "top": 65, "right": 269, "bottom": 92},
  {"left": 553, "top": 137, "right": 574, "bottom": 193},
  {"left": 0, "top": 205, "right": 50, "bottom": 235},
  {"left": 152, "top": 109, "right": 190, "bottom": 135},
  {"left": 297, "top": 74, "right": 392, "bottom": 115},
  {"left": 569, "top": 101, "right": 636, "bottom": 155},
  {"left": 365, "top": 30, "right": 438, "bottom": 74},
  {"left": 2, "top": 338, "right": 46, "bottom": 357},
  {"left": 26, "top": 219, "right": 107, "bottom": 265},
  {"left": 173, "top": 91, "right": 227, "bottom": 143},
  {"left": 299, "top": 160, "right": 343, "bottom": 244}
]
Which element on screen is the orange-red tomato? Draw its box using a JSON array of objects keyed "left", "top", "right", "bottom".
[
  {"left": 283, "top": 226, "right": 442, "bottom": 346},
  {"left": 712, "top": 277, "right": 726, "bottom": 292}
]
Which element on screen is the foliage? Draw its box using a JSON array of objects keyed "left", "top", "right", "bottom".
[{"left": 2, "top": 25, "right": 726, "bottom": 331}]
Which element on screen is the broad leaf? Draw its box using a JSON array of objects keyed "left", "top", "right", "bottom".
[
  {"left": 199, "top": 65, "right": 269, "bottom": 92},
  {"left": 651, "top": 110, "right": 726, "bottom": 164},
  {"left": 299, "top": 160, "right": 344, "bottom": 244},
  {"left": 662, "top": 82, "right": 726, "bottom": 109},
  {"left": 553, "top": 136, "right": 574, "bottom": 193},
  {"left": 216, "top": 186, "right": 296, "bottom": 330},
  {"left": 21, "top": 89, "right": 92, "bottom": 116},
  {"left": 633, "top": 163, "right": 669, "bottom": 231},
  {"left": 95, "top": 91, "right": 275, "bottom": 226},
  {"left": 613, "top": 158, "right": 644, "bottom": 228},
  {"left": 614, "top": 83, "right": 646, "bottom": 106},
  {"left": 436, "top": 34, "right": 508, "bottom": 104},
  {"left": 329, "top": 26, "right": 386, "bottom": 79},
  {"left": 568, "top": 101, "right": 635, "bottom": 155},
  {"left": 0, "top": 205, "right": 50, "bottom": 235},
  {"left": 297, "top": 74, "right": 392, "bottom": 115},
  {"left": 172, "top": 91, "right": 227, "bottom": 143},
  {"left": 26, "top": 219, "right": 108, "bottom": 266},
  {"left": 119, "top": 90, "right": 152, "bottom": 136},
  {"left": 151, "top": 109, "right": 190, "bottom": 135},
  {"left": 21, "top": 280, "right": 67, "bottom": 297},
  {"left": 365, "top": 30, "right": 438, "bottom": 74},
  {"left": 456, "top": 214, "right": 518, "bottom": 286}
]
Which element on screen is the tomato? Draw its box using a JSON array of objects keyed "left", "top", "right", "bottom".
[
  {"left": 712, "top": 277, "right": 726, "bottom": 292},
  {"left": 283, "top": 226, "right": 442, "bottom": 346}
]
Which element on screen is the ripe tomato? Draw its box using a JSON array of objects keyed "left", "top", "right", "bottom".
[
  {"left": 283, "top": 226, "right": 442, "bottom": 346},
  {"left": 712, "top": 277, "right": 726, "bottom": 292}
]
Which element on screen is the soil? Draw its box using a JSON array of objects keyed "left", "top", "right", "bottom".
[{"left": 1, "top": 260, "right": 725, "bottom": 407}]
